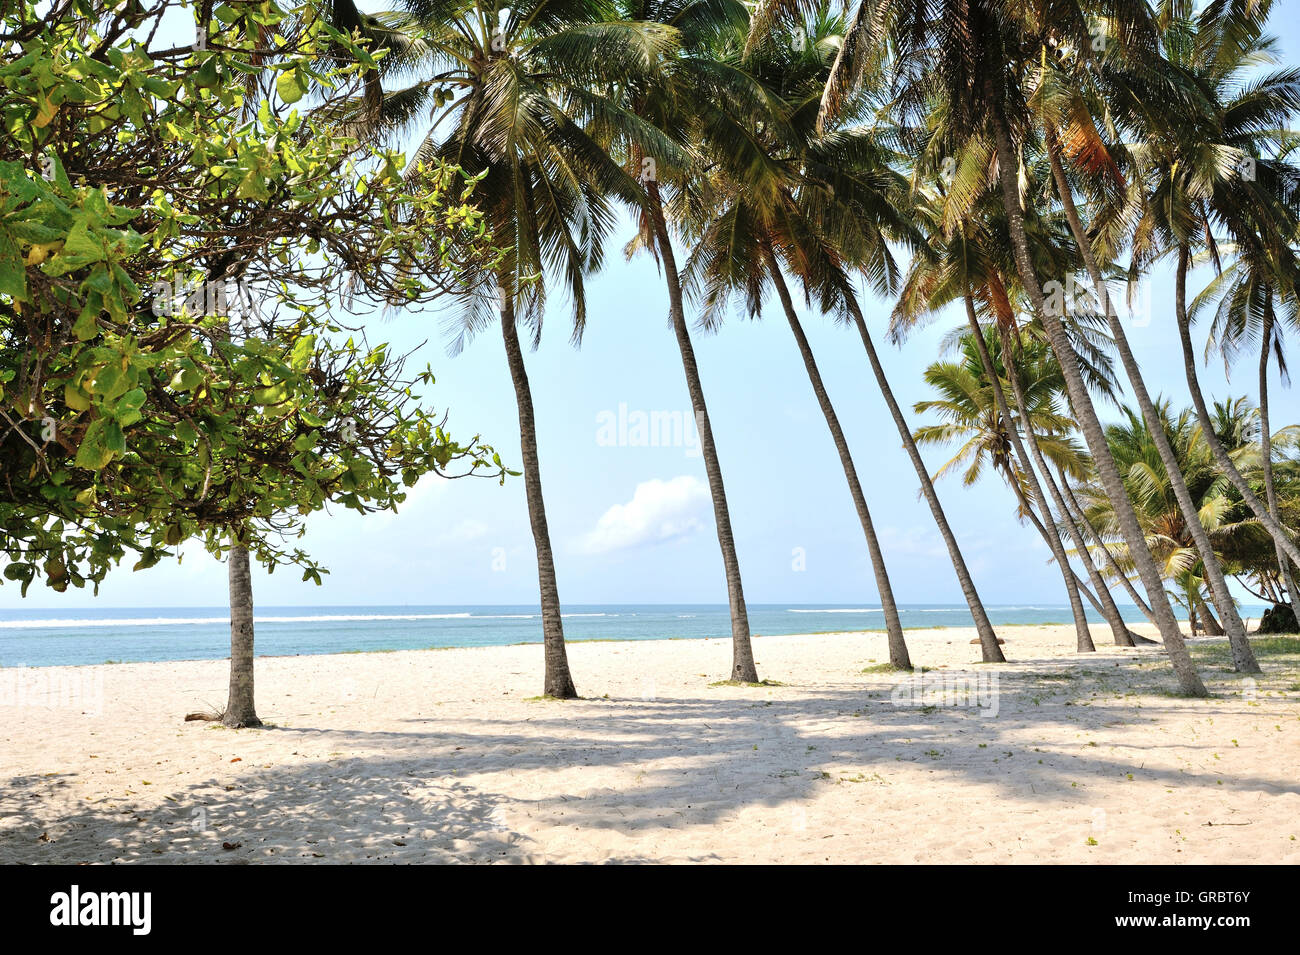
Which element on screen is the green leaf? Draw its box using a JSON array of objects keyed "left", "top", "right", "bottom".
[
  {"left": 276, "top": 68, "right": 304, "bottom": 104},
  {"left": 103, "top": 420, "right": 126, "bottom": 454},
  {"left": 60, "top": 217, "right": 105, "bottom": 264},
  {"left": 290, "top": 333, "right": 316, "bottom": 370},
  {"left": 0, "top": 232, "right": 25, "bottom": 300},
  {"left": 253, "top": 382, "right": 287, "bottom": 405},
  {"left": 90, "top": 364, "right": 131, "bottom": 400},
  {"left": 170, "top": 366, "right": 203, "bottom": 391},
  {"left": 72, "top": 298, "right": 100, "bottom": 340},
  {"left": 74, "top": 418, "right": 114, "bottom": 470},
  {"left": 133, "top": 548, "right": 162, "bottom": 572},
  {"left": 196, "top": 56, "right": 221, "bottom": 89},
  {"left": 64, "top": 382, "right": 90, "bottom": 411},
  {"left": 110, "top": 388, "right": 146, "bottom": 427}
]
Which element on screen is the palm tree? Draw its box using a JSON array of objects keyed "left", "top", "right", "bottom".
[
  {"left": 1194, "top": 243, "right": 1300, "bottom": 606},
  {"left": 322, "top": 0, "right": 676, "bottom": 697},
  {"left": 912, "top": 324, "right": 1100, "bottom": 650},
  {"left": 948, "top": 2, "right": 1205, "bottom": 690},
  {"left": 1120, "top": 0, "right": 1300, "bottom": 618},
  {"left": 1212, "top": 401, "right": 1300, "bottom": 607},
  {"left": 1074, "top": 401, "right": 1260, "bottom": 638},
  {"left": 837, "top": 268, "right": 1009, "bottom": 663},
  {"left": 1022, "top": 13, "right": 1260, "bottom": 666},
  {"left": 678, "top": 11, "right": 913, "bottom": 668},
  {"left": 892, "top": 171, "right": 1137, "bottom": 647},
  {"left": 696, "top": 10, "right": 1009, "bottom": 662},
  {"left": 789, "top": 18, "right": 1009, "bottom": 662},
  {"left": 611, "top": 0, "right": 762, "bottom": 681},
  {"left": 742, "top": 0, "right": 1205, "bottom": 690}
]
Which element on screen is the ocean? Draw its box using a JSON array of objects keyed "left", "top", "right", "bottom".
[{"left": 0, "top": 602, "right": 1260, "bottom": 668}]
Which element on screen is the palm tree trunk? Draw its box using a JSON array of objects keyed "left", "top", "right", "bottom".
[
  {"left": 1172, "top": 244, "right": 1274, "bottom": 671},
  {"left": 1056, "top": 465, "right": 1156, "bottom": 625},
  {"left": 1264, "top": 576, "right": 1281, "bottom": 604},
  {"left": 1259, "top": 300, "right": 1300, "bottom": 606},
  {"left": 1045, "top": 131, "right": 1255, "bottom": 668},
  {"left": 499, "top": 292, "right": 577, "bottom": 698},
  {"left": 1174, "top": 245, "right": 1300, "bottom": 572},
  {"left": 224, "top": 540, "right": 261, "bottom": 728},
  {"left": 1002, "top": 470, "right": 1110, "bottom": 623},
  {"left": 766, "top": 251, "right": 911, "bottom": 668},
  {"left": 1002, "top": 431, "right": 1137, "bottom": 646},
  {"left": 647, "top": 184, "right": 757, "bottom": 681},
  {"left": 843, "top": 292, "right": 1004, "bottom": 662},
  {"left": 1000, "top": 360, "right": 1148, "bottom": 643},
  {"left": 1048, "top": 468, "right": 1154, "bottom": 645},
  {"left": 987, "top": 100, "right": 1205, "bottom": 694},
  {"left": 1024, "top": 434, "right": 1135, "bottom": 648},
  {"left": 988, "top": 308, "right": 1137, "bottom": 648},
  {"left": 961, "top": 296, "right": 1094, "bottom": 651},
  {"left": 1001, "top": 457, "right": 1102, "bottom": 641}
]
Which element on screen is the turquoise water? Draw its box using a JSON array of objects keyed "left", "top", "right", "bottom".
[{"left": 0, "top": 602, "right": 1260, "bottom": 668}]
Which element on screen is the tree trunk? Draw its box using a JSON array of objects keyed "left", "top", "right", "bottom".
[
  {"left": 1003, "top": 457, "right": 1103, "bottom": 635},
  {"left": 1014, "top": 425, "right": 1142, "bottom": 642},
  {"left": 767, "top": 251, "right": 911, "bottom": 668},
  {"left": 1201, "top": 601, "right": 1225, "bottom": 636},
  {"left": 1173, "top": 246, "right": 1300, "bottom": 571},
  {"left": 1056, "top": 465, "right": 1156, "bottom": 625},
  {"left": 993, "top": 312, "right": 1136, "bottom": 648},
  {"left": 1259, "top": 300, "right": 1300, "bottom": 607},
  {"left": 1045, "top": 130, "right": 1255, "bottom": 669},
  {"left": 499, "top": 292, "right": 577, "bottom": 698},
  {"left": 647, "top": 184, "right": 757, "bottom": 682},
  {"left": 224, "top": 540, "right": 262, "bottom": 728},
  {"left": 961, "top": 295, "right": 1094, "bottom": 651},
  {"left": 1171, "top": 245, "right": 1267, "bottom": 672},
  {"left": 987, "top": 98, "right": 1205, "bottom": 694},
  {"left": 844, "top": 293, "right": 1005, "bottom": 662}
]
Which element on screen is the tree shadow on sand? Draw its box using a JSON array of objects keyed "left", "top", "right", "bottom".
[
  {"left": 0, "top": 762, "right": 687, "bottom": 864},
  {"left": 2, "top": 646, "right": 1295, "bottom": 863}
]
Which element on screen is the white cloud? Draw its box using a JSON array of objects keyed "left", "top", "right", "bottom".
[{"left": 578, "top": 476, "right": 711, "bottom": 555}]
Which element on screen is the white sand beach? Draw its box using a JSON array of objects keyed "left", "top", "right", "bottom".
[{"left": 2, "top": 625, "right": 1297, "bottom": 865}]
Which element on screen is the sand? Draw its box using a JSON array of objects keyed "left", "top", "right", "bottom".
[{"left": 1, "top": 623, "right": 1297, "bottom": 864}]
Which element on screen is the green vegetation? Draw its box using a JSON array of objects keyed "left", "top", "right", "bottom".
[{"left": 1, "top": 1, "right": 505, "bottom": 597}]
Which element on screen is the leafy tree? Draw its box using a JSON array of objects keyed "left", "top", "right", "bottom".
[{"left": 1, "top": 0, "right": 506, "bottom": 723}]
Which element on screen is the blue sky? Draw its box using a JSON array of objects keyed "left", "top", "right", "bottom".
[{"left": 8, "top": 6, "right": 1300, "bottom": 609}]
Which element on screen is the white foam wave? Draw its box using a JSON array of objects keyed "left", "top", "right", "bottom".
[
  {"left": 0, "top": 612, "right": 478, "bottom": 630},
  {"left": 787, "top": 608, "right": 884, "bottom": 614}
]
